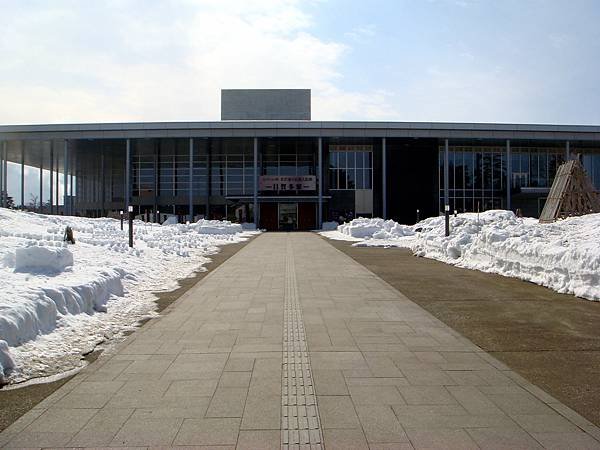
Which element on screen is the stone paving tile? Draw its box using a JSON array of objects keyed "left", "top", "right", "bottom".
[
  {"left": 397, "top": 386, "right": 458, "bottom": 405},
  {"left": 322, "top": 428, "right": 369, "bottom": 449},
  {"left": 110, "top": 416, "right": 182, "bottom": 446},
  {"left": 312, "top": 369, "right": 349, "bottom": 395},
  {"left": 348, "top": 385, "right": 406, "bottom": 405},
  {"left": 467, "top": 427, "right": 544, "bottom": 450},
  {"left": 531, "top": 432, "right": 600, "bottom": 449},
  {"left": 3, "top": 233, "right": 600, "bottom": 449},
  {"left": 68, "top": 408, "right": 134, "bottom": 447},
  {"left": 236, "top": 429, "right": 280, "bottom": 450},
  {"left": 406, "top": 428, "right": 479, "bottom": 449},
  {"left": 318, "top": 396, "right": 362, "bottom": 429},
  {"left": 355, "top": 405, "right": 409, "bottom": 444},
  {"left": 205, "top": 387, "right": 248, "bottom": 417},
  {"left": 173, "top": 418, "right": 240, "bottom": 446}
]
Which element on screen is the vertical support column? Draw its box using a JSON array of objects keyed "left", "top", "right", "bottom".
[
  {"left": 382, "top": 137, "right": 387, "bottom": 219},
  {"left": 101, "top": 144, "right": 106, "bottom": 216},
  {"left": 566, "top": 141, "right": 570, "bottom": 161},
  {"left": 70, "top": 157, "right": 74, "bottom": 215},
  {"left": 3, "top": 143, "right": 8, "bottom": 208},
  {"left": 506, "top": 139, "right": 511, "bottom": 211},
  {"left": 49, "top": 142, "right": 54, "bottom": 214},
  {"left": 189, "top": 138, "right": 194, "bottom": 221},
  {"left": 125, "top": 139, "right": 131, "bottom": 212},
  {"left": 39, "top": 150, "right": 44, "bottom": 212},
  {"left": 21, "top": 145, "right": 25, "bottom": 209},
  {"left": 0, "top": 142, "right": 4, "bottom": 208},
  {"left": 63, "top": 140, "right": 69, "bottom": 215},
  {"left": 444, "top": 139, "right": 449, "bottom": 211},
  {"left": 4, "top": 142, "right": 8, "bottom": 207},
  {"left": 207, "top": 139, "right": 211, "bottom": 219},
  {"left": 318, "top": 137, "right": 323, "bottom": 228},
  {"left": 253, "top": 137, "right": 259, "bottom": 226},
  {"left": 55, "top": 149, "right": 59, "bottom": 213}
]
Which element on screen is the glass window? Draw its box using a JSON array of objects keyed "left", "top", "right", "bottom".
[{"left": 328, "top": 150, "right": 373, "bottom": 190}]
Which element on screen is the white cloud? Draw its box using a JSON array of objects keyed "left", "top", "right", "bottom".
[{"left": 0, "top": 0, "right": 398, "bottom": 124}]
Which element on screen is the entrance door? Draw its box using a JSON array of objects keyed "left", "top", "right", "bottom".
[
  {"left": 260, "top": 203, "right": 278, "bottom": 231},
  {"left": 278, "top": 203, "right": 297, "bottom": 231},
  {"left": 298, "top": 203, "right": 317, "bottom": 230}
]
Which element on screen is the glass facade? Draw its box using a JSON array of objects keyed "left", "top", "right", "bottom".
[
  {"left": 439, "top": 145, "right": 507, "bottom": 212},
  {"left": 211, "top": 138, "right": 254, "bottom": 196},
  {"left": 329, "top": 147, "right": 373, "bottom": 190},
  {"left": 261, "top": 138, "right": 316, "bottom": 177},
  {"left": 2, "top": 134, "right": 599, "bottom": 224}
]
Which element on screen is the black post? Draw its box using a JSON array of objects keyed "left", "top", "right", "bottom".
[
  {"left": 128, "top": 206, "right": 133, "bottom": 247},
  {"left": 120, "top": 210, "right": 123, "bottom": 231},
  {"left": 416, "top": 209, "right": 420, "bottom": 223},
  {"left": 444, "top": 204, "right": 450, "bottom": 237}
]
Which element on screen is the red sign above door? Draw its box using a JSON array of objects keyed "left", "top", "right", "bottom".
[{"left": 259, "top": 175, "right": 316, "bottom": 191}]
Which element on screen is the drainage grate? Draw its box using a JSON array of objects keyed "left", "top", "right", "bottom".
[{"left": 282, "top": 240, "right": 324, "bottom": 449}]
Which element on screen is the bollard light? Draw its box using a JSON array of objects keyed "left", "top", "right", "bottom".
[
  {"left": 454, "top": 209, "right": 457, "bottom": 218},
  {"left": 416, "top": 209, "right": 420, "bottom": 223},
  {"left": 444, "top": 204, "right": 450, "bottom": 237},
  {"left": 128, "top": 205, "right": 134, "bottom": 247},
  {"left": 120, "top": 210, "right": 124, "bottom": 231}
]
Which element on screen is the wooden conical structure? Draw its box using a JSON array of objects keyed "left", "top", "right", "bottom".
[{"left": 539, "top": 159, "right": 600, "bottom": 223}]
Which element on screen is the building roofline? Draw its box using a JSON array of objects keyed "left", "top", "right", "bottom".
[{"left": 1, "top": 120, "right": 600, "bottom": 141}]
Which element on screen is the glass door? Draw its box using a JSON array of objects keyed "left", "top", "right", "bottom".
[{"left": 278, "top": 203, "right": 298, "bottom": 231}]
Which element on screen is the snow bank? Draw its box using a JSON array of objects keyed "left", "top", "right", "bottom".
[
  {"left": 322, "top": 211, "right": 600, "bottom": 302},
  {"left": 0, "top": 208, "right": 255, "bottom": 383},
  {"left": 13, "top": 244, "right": 74, "bottom": 273},
  {"left": 194, "top": 219, "right": 243, "bottom": 235},
  {"left": 321, "top": 221, "right": 339, "bottom": 231},
  {"left": 338, "top": 217, "right": 415, "bottom": 239}
]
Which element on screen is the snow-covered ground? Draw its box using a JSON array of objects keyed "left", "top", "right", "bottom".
[
  {"left": 320, "top": 212, "right": 600, "bottom": 302},
  {"left": 0, "top": 208, "right": 256, "bottom": 384}
]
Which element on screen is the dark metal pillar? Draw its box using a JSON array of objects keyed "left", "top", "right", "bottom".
[
  {"left": 566, "top": 141, "right": 570, "bottom": 161},
  {"left": 0, "top": 142, "right": 4, "bottom": 208},
  {"left": 101, "top": 144, "right": 105, "bottom": 216},
  {"left": 253, "top": 137, "right": 259, "bottom": 226},
  {"left": 444, "top": 139, "right": 449, "bottom": 212},
  {"left": 382, "top": 137, "right": 387, "bottom": 219},
  {"left": 506, "top": 139, "right": 511, "bottom": 211},
  {"left": 125, "top": 139, "right": 131, "bottom": 211},
  {"left": 49, "top": 142, "right": 54, "bottom": 214},
  {"left": 39, "top": 149, "right": 43, "bottom": 212},
  {"left": 189, "top": 138, "right": 194, "bottom": 221},
  {"left": 63, "top": 140, "right": 69, "bottom": 215},
  {"left": 20, "top": 144, "right": 25, "bottom": 209},
  {"left": 318, "top": 137, "right": 323, "bottom": 228}
]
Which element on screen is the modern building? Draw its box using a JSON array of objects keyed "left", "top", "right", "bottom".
[{"left": 1, "top": 89, "right": 599, "bottom": 230}]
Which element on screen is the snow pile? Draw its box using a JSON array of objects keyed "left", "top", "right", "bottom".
[
  {"left": 13, "top": 244, "right": 74, "bottom": 273},
  {"left": 338, "top": 217, "right": 415, "bottom": 239},
  {"left": 320, "top": 221, "right": 339, "bottom": 231},
  {"left": 321, "top": 211, "right": 600, "bottom": 302},
  {"left": 0, "top": 208, "right": 255, "bottom": 384},
  {"left": 194, "top": 219, "right": 243, "bottom": 235},
  {"left": 0, "top": 341, "right": 15, "bottom": 382}
]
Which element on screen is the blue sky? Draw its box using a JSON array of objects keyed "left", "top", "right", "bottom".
[
  {"left": 1, "top": 0, "right": 600, "bottom": 203},
  {"left": 1, "top": 0, "right": 599, "bottom": 125}
]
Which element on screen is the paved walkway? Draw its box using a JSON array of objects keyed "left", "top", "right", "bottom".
[{"left": 2, "top": 233, "right": 600, "bottom": 449}]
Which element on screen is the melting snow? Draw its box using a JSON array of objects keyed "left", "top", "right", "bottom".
[
  {"left": 321, "top": 211, "right": 600, "bottom": 302},
  {"left": 0, "top": 208, "right": 256, "bottom": 384}
]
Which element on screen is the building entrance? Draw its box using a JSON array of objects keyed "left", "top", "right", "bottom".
[
  {"left": 278, "top": 203, "right": 297, "bottom": 231},
  {"left": 259, "top": 202, "right": 317, "bottom": 231}
]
